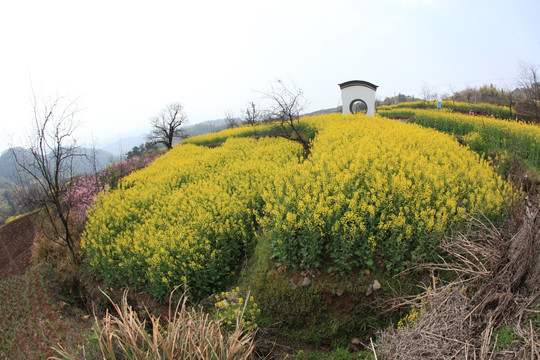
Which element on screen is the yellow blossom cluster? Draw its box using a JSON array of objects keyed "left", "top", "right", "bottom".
[
  {"left": 260, "top": 114, "right": 512, "bottom": 273},
  {"left": 378, "top": 108, "right": 540, "bottom": 170},
  {"left": 397, "top": 306, "right": 420, "bottom": 329},
  {"left": 82, "top": 137, "right": 302, "bottom": 298},
  {"left": 214, "top": 287, "right": 260, "bottom": 331}
]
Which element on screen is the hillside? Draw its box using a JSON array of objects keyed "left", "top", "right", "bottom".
[
  {"left": 0, "top": 107, "right": 538, "bottom": 359},
  {"left": 83, "top": 110, "right": 538, "bottom": 357},
  {"left": 81, "top": 113, "right": 516, "bottom": 347}
]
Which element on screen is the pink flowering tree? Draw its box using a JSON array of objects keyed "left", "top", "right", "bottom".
[{"left": 65, "top": 153, "right": 163, "bottom": 226}]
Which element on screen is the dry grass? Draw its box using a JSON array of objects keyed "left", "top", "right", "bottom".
[
  {"left": 376, "top": 285, "right": 473, "bottom": 359},
  {"left": 53, "top": 287, "right": 256, "bottom": 360},
  {"left": 375, "top": 202, "right": 540, "bottom": 359}
]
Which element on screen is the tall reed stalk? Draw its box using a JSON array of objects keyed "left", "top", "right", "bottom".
[{"left": 53, "top": 288, "right": 255, "bottom": 360}]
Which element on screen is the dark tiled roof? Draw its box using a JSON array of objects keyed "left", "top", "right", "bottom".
[{"left": 338, "top": 80, "right": 378, "bottom": 91}]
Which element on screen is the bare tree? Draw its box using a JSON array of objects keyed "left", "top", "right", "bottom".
[
  {"left": 517, "top": 62, "right": 540, "bottom": 122},
  {"left": 243, "top": 102, "right": 262, "bottom": 126},
  {"left": 148, "top": 103, "right": 188, "bottom": 149},
  {"left": 11, "top": 96, "right": 84, "bottom": 261},
  {"left": 421, "top": 82, "right": 437, "bottom": 103},
  {"left": 502, "top": 87, "right": 516, "bottom": 119},
  {"left": 224, "top": 110, "right": 239, "bottom": 129},
  {"left": 206, "top": 123, "right": 219, "bottom": 133},
  {"left": 263, "top": 79, "right": 309, "bottom": 152}
]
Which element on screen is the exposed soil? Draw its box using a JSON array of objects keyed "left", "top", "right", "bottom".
[
  {"left": 0, "top": 213, "right": 36, "bottom": 280},
  {"left": 383, "top": 116, "right": 410, "bottom": 121}
]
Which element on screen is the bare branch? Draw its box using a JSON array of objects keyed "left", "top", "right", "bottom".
[
  {"left": 262, "top": 79, "right": 310, "bottom": 154},
  {"left": 516, "top": 62, "right": 540, "bottom": 122}
]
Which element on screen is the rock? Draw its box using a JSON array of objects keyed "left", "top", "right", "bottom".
[
  {"left": 336, "top": 288, "right": 344, "bottom": 297},
  {"left": 373, "top": 279, "right": 381, "bottom": 291},
  {"left": 289, "top": 278, "right": 298, "bottom": 289},
  {"left": 365, "top": 284, "right": 374, "bottom": 296},
  {"left": 301, "top": 277, "right": 312, "bottom": 287},
  {"left": 349, "top": 337, "right": 363, "bottom": 351}
]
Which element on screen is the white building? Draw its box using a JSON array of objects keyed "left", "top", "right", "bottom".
[{"left": 339, "top": 80, "right": 378, "bottom": 116}]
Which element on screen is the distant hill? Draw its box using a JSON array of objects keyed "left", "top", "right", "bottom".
[
  {"left": 0, "top": 147, "right": 30, "bottom": 185},
  {"left": 0, "top": 176, "right": 14, "bottom": 189},
  {"left": 0, "top": 147, "right": 114, "bottom": 186},
  {"left": 99, "top": 133, "right": 149, "bottom": 158},
  {"left": 378, "top": 94, "right": 421, "bottom": 106},
  {"left": 184, "top": 119, "right": 227, "bottom": 138},
  {"left": 0, "top": 146, "right": 114, "bottom": 223},
  {"left": 100, "top": 118, "right": 228, "bottom": 157}
]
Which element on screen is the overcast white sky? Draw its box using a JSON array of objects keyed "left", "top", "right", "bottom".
[{"left": 1, "top": 0, "right": 539, "bottom": 153}]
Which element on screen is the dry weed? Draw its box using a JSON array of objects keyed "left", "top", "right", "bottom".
[
  {"left": 376, "top": 202, "right": 540, "bottom": 359},
  {"left": 53, "top": 287, "right": 256, "bottom": 359}
]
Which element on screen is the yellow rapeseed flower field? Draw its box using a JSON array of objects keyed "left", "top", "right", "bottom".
[
  {"left": 378, "top": 108, "right": 540, "bottom": 170},
  {"left": 260, "top": 114, "right": 511, "bottom": 273},
  {"left": 83, "top": 137, "right": 303, "bottom": 298},
  {"left": 83, "top": 113, "right": 512, "bottom": 298},
  {"left": 377, "top": 100, "right": 513, "bottom": 119},
  {"left": 182, "top": 122, "right": 279, "bottom": 146}
]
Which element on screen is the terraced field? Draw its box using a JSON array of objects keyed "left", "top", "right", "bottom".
[
  {"left": 0, "top": 213, "right": 36, "bottom": 280},
  {"left": 0, "top": 264, "right": 86, "bottom": 359}
]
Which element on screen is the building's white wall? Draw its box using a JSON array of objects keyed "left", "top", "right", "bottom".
[{"left": 341, "top": 86, "right": 377, "bottom": 116}]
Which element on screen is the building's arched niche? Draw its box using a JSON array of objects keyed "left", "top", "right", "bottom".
[
  {"left": 349, "top": 99, "right": 368, "bottom": 115},
  {"left": 339, "top": 80, "right": 378, "bottom": 116}
]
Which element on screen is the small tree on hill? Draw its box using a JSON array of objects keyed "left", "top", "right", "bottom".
[
  {"left": 502, "top": 88, "right": 516, "bottom": 119},
  {"left": 224, "top": 110, "right": 239, "bottom": 129},
  {"left": 243, "top": 102, "right": 262, "bottom": 126},
  {"left": 148, "top": 103, "right": 188, "bottom": 149},
  {"left": 11, "top": 96, "right": 85, "bottom": 261},
  {"left": 421, "top": 82, "right": 437, "bottom": 103},
  {"left": 517, "top": 62, "right": 540, "bottom": 122},
  {"left": 126, "top": 141, "right": 159, "bottom": 159},
  {"left": 263, "top": 79, "right": 309, "bottom": 153}
]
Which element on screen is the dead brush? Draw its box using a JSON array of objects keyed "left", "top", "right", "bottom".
[
  {"left": 376, "top": 284, "right": 473, "bottom": 359},
  {"left": 53, "top": 287, "right": 256, "bottom": 360},
  {"left": 375, "top": 202, "right": 540, "bottom": 360},
  {"left": 31, "top": 229, "right": 82, "bottom": 289}
]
